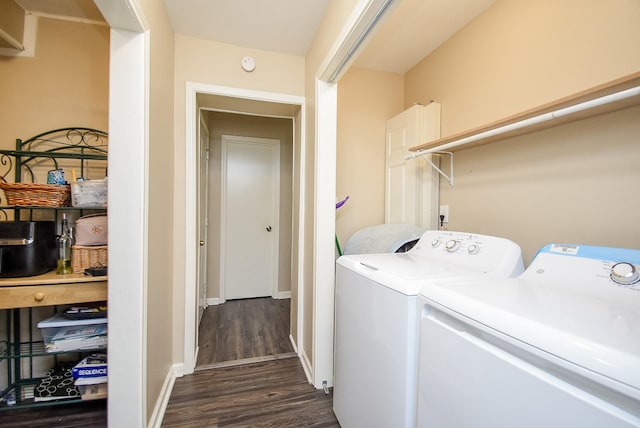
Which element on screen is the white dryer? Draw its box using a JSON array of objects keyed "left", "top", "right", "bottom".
[
  {"left": 416, "top": 244, "right": 640, "bottom": 427},
  {"left": 333, "top": 230, "right": 524, "bottom": 428}
]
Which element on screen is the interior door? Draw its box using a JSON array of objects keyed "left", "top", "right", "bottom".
[
  {"left": 221, "top": 135, "right": 280, "bottom": 300},
  {"left": 385, "top": 103, "right": 441, "bottom": 229},
  {"left": 197, "top": 114, "right": 210, "bottom": 323}
]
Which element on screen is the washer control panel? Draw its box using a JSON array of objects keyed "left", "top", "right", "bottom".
[
  {"left": 423, "top": 231, "right": 493, "bottom": 256},
  {"left": 534, "top": 244, "right": 640, "bottom": 292},
  {"left": 610, "top": 262, "right": 640, "bottom": 286},
  {"left": 410, "top": 231, "right": 524, "bottom": 278}
]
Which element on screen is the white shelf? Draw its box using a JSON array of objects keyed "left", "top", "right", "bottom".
[{"left": 410, "top": 71, "right": 640, "bottom": 154}]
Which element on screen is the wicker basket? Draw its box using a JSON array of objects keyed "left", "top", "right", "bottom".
[
  {"left": 72, "top": 245, "right": 108, "bottom": 274},
  {"left": 0, "top": 178, "right": 71, "bottom": 207}
]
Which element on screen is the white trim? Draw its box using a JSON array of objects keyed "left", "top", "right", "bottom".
[
  {"left": 220, "top": 135, "right": 281, "bottom": 301},
  {"left": 318, "top": 0, "right": 397, "bottom": 82},
  {"left": 105, "top": 24, "right": 148, "bottom": 428},
  {"left": 197, "top": 112, "right": 210, "bottom": 316},
  {"left": 94, "top": 0, "right": 148, "bottom": 32},
  {"left": 277, "top": 291, "right": 292, "bottom": 299},
  {"left": 147, "top": 364, "right": 179, "bottom": 428},
  {"left": 289, "top": 334, "right": 298, "bottom": 353},
  {"left": 184, "top": 82, "right": 305, "bottom": 375},
  {"left": 184, "top": 84, "right": 198, "bottom": 373},
  {"left": 206, "top": 297, "right": 221, "bottom": 306},
  {"left": 294, "top": 110, "right": 306, "bottom": 361},
  {"left": 299, "top": 346, "right": 314, "bottom": 384},
  {"left": 312, "top": 79, "right": 338, "bottom": 389},
  {"left": 206, "top": 293, "right": 289, "bottom": 306}
]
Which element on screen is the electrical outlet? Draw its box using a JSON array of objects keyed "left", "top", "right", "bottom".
[{"left": 439, "top": 205, "right": 449, "bottom": 223}]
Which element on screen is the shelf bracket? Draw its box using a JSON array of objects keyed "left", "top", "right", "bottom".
[{"left": 408, "top": 150, "right": 454, "bottom": 186}]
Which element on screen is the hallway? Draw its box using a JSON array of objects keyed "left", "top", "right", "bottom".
[{"left": 196, "top": 298, "right": 294, "bottom": 369}]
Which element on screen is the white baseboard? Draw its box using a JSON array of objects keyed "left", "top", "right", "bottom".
[
  {"left": 299, "top": 346, "right": 313, "bottom": 385},
  {"left": 288, "top": 334, "right": 298, "bottom": 354},
  {"left": 206, "top": 297, "right": 221, "bottom": 306},
  {"left": 148, "top": 363, "right": 179, "bottom": 428},
  {"left": 206, "top": 293, "right": 290, "bottom": 305}
]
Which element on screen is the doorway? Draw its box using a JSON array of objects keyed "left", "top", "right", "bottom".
[{"left": 195, "top": 108, "right": 298, "bottom": 369}]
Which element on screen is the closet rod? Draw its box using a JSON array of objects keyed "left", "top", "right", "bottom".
[{"left": 408, "top": 85, "right": 640, "bottom": 156}]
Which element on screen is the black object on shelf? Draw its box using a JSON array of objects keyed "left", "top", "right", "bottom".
[{"left": 0, "top": 221, "right": 56, "bottom": 277}]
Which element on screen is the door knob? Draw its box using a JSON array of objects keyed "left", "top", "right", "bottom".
[
  {"left": 199, "top": 240, "right": 205, "bottom": 246},
  {"left": 266, "top": 226, "right": 272, "bottom": 232}
]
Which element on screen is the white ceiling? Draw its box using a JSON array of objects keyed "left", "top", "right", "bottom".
[
  {"left": 15, "top": 0, "right": 495, "bottom": 75},
  {"left": 163, "top": 0, "right": 495, "bottom": 74},
  {"left": 355, "top": 0, "right": 495, "bottom": 74},
  {"left": 163, "top": 0, "right": 331, "bottom": 58}
]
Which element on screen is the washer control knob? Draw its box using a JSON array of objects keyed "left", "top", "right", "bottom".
[
  {"left": 610, "top": 262, "right": 640, "bottom": 285},
  {"left": 431, "top": 239, "right": 441, "bottom": 248},
  {"left": 468, "top": 244, "right": 480, "bottom": 255},
  {"left": 445, "top": 239, "right": 459, "bottom": 253}
]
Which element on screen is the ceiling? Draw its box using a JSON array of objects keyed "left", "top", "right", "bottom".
[{"left": 14, "top": 0, "right": 495, "bottom": 75}]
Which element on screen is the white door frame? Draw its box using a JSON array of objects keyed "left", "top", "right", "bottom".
[
  {"left": 93, "top": 0, "right": 148, "bottom": 425},
  {"left": 197, "top": 112, "right": 210, "bottom": 321},
  {"left": 219, "top": 134, "right": 280, "bottom": 302},
  {"left": 184, "top": 83, "right": 305, "bottom": 374}
]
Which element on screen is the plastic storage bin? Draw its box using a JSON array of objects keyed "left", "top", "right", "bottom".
[
  {"left": 71, "top": 179, "right": 108, "bottom": 207},
  {"left": 38, "top": 314, "right": 108, "bottom": 353}
]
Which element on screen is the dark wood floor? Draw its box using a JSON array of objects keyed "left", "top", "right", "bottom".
[
  {"left": 1, "top": 298, "right": 339, "bottom": 427},
  {"left": 0, "top": 400, "right": 107, "bottom": 427},
  {"left": 196, "top": 298, "right": 294, "bottom": 368},
  {"left": 162, "top": 357, "right": 339, "bottom": 427}
]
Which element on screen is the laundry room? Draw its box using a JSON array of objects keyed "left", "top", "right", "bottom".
[
  {"left": 333, "top": 1, "right": 639, "bottom": 426},
  {"left": 336, "top": 0, "right": 640, "bottom": 263}
]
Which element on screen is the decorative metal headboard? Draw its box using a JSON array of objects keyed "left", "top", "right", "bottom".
[{"left": 0, "top": 127, "right": 108, "bottom": 183}]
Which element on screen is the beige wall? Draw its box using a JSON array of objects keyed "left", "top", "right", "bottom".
[
  {"left": 140, "top": 0, "right": 176, "bottom": 421},
  {"left": 336, "top": 67, "right": 404, "bottom": 247},
  {"left": 0, "top": 17, "right": 109, "bottom": 150},
  {"left": 172, "top": 34, "right": 305, "bottom": 363},
  {"left": 405, "top": 0, "right": 640, "bottom": 136},
  {"left": 205, "top": 111, "right": 294, "bottom": 299},
  {"left": 440, "top": 106, "right": 640, "bottom": 264},
  {"left": 404, "top": 0, "right": 640, "bottom": 263}
]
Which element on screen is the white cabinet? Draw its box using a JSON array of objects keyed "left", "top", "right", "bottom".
[{"left": 385, "top": 103, "right": 441, "bottom": 228}]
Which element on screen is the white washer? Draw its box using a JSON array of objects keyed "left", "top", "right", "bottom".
[
  {"left": 416, "top": 244, "right": 640, "bottom": 428},
  {"left": 333, "top": 230, "right": 524, "bottom": 428}
]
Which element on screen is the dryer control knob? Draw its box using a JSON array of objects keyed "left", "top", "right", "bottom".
[
  {"left": 610, "top": 262, "right": 640, "bottom": 285},
  {"left": 468, "top": 244, "right": 480, "bottom": 255},
  {"left": 445, "top": 239, "right": 459, "bottom": 253},
  {"left": 431, "top": 239, "right": 441, "bottom": 248}
]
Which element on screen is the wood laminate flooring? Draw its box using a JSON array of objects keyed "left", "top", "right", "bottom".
[
  {"left": 162, "top": 356, "right": 339, "bottom": 427},
  {"left": 196, "top": 297, "right": 294, "bottom": 369},
  {"left": 0, "top": 400, "right": 107, "bottom": 427}
]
